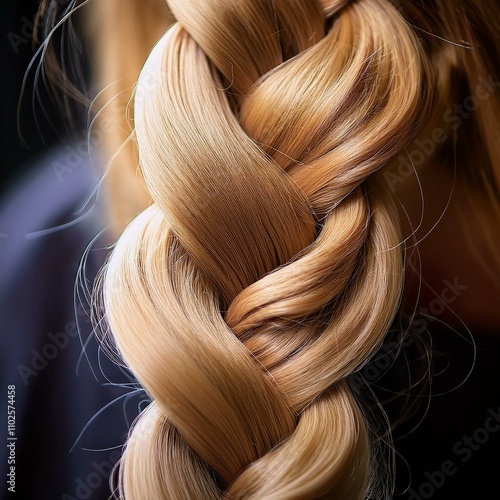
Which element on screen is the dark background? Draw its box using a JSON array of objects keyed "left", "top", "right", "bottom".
[{"left": 1, "top": 0, "right": 59, "bottom": 194}]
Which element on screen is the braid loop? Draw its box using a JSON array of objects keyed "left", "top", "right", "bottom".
[{"left": 103, "top": 0, "right": 426, "bottom": 497}]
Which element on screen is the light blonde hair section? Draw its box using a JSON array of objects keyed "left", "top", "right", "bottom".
[{"left": 103, "top": 0, "right": 427, "bottom": 497}]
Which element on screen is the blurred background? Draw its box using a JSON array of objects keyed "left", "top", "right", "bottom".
[
  {"left": 1, "top": 4, "right": 139, "bottom": 499},
  {"left": 1, "top": 1, "right": 59, "bottom": 194}
]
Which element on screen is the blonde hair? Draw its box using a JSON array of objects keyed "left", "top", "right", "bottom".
[{"left": 74, "top": 0, "right": 500, "bottom": 497}]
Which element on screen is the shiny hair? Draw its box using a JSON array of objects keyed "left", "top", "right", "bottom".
[{"left": 36, "top": 0, "right": 500, "bottom": 497}]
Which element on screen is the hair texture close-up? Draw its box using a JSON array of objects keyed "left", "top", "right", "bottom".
[{"left": 89, "top": 0, "right": 500, "bottom": 498}]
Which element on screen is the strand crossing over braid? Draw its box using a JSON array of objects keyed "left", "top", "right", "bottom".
[{"left": 103, "top": 0, "right": 426, "bottom": 497}]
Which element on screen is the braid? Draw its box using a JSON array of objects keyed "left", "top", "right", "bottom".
[{"left": 103, "top": 0, "right": 427, "bottom": 497}]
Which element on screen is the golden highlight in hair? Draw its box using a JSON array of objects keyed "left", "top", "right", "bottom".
[{"left": 97, "top": 0, "right": 500, "bottom": 497}]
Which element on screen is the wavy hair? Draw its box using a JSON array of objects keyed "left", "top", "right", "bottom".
[{"left": 69, "top": 0, "right": 500, "bottom": 498}]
